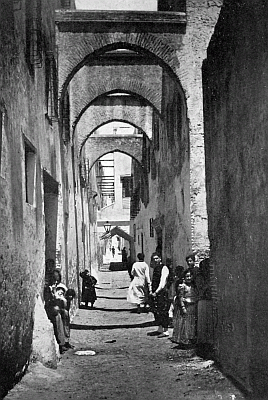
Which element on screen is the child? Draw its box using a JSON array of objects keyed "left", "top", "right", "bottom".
[
  {"left": 171, "top": 269, "right": 198, "bottom": 347},
  {"left": 80, "top": 269, "right": 97, "bottom": 308},
  {"left": 168, "top": 264, "right": 184, "bottom": 328},
  {"left": 62, "top": 288, "right": 76, "bottom": 349}
]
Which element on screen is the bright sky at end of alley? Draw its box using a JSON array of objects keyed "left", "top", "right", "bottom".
[{"left": 75, "top": 0, "right": 157, "bottom": 11}]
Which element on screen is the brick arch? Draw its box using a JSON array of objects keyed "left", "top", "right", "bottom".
[
  {"left": 71, "top": 77, "right": 161, "bottom": 130},
  {"left": 76, "top": 106, "right": 153, "bottom": 149},
  {"left": 58, "top": 34, "right": 181, "bottom": 101},
  {"left": 86, "top": 142, "right": 144, "bottom": 173}
]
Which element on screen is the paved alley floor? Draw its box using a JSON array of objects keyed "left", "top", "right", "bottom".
[{"left": 6, "top": 269, "right": 246, "bottom": 400}]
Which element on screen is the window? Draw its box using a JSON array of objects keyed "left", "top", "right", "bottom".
[
  {"left": 45, "top": 53, "right": 58, "bottom": 122},
  {"left": 25, "top": 0, "right": 43, "bottom": 74},
  {"left": 121, "top": 175, "right": 133, "bottom": 198},
  {"left": 62, "top": 90, "right": 70, "bottom": 142},
  {"left": 133, "top": 224, "right": 136, "bottom": 242},
  {"left": 24, "top": 139, "right": 36, "bottom": 205},
  {"left": 150, "top": 218, "right": 154, "bottom": 238}
]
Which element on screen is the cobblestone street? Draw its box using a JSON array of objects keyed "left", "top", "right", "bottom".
[{"left": 6, "top": 269, "right": 245, "bottom": 400}]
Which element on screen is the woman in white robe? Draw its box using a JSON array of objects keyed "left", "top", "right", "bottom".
[{"left": 127, "top": 253, "right": 152, "bottom": 313}]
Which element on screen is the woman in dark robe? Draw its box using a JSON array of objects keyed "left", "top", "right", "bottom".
[{"left": 80, "top": 269, "right": 97, "bottom": 308}]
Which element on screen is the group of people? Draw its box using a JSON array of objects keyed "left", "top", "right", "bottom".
[
  {"left": 44, "top": 252, "right": 211, "bottom": 354},
  {"left": 44, "top": 260, "right": 76, "bottom": 354},
  {"left": 127, "top": 252, "right": 212, "bottom": 349}
]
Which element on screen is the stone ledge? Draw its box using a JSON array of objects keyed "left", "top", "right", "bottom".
[{"left": 55, "top": 10, "right": 186, "bottom": 25}]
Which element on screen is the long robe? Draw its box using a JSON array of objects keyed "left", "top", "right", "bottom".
[
  {"left": 172, "top": 282, "right": 198, "bottom": 345},
  {"left": 127, "top": 261, "right": 151, "bottom": 305}
]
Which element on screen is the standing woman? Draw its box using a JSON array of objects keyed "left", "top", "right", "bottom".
[
  {"left": 127, "top": 253, "right": 152, "bottom": 313},
  {"left": 171, "top": 268, "right": 198, "bottom": 347}
]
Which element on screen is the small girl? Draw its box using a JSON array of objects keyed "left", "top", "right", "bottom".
[{"left": 171, "top": 268, "right": 198, "bottom": 347}]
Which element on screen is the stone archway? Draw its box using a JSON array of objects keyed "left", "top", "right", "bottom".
[
  {"left": 71, "top": 68, "right": 162, "bottom": 127},
  {"left": 55, "top": 12, "right": 182, "bottom": 100},
  {"left": 85, "top": 136, "right": 143, "bottom": 171},
  {"left": 75, "top": 98, "right": 153, "bottom": 148},
  {"left": 55, "top": 8, "right": 211, "bottom": 259}
]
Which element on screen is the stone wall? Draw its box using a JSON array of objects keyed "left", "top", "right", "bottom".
[
  {"left": 203, "top": 1, "right": 268, "bottom": 396},
  {"left": 132, "top": 70, "right": 191, "bottom": 266},
  {"left": 0, "top": 0, "right": 79, "bottom": 395}
]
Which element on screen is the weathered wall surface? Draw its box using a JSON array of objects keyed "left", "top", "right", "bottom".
[
  {"left": 0, "top": 0, "right": 77, "bottom": 395},
  {"left": 203, "top": 1, "right": 268, "bottom": 396},
  {"left": 131, "top": 0, "right": 223, "bottom": 265},
  {"left": 178, "top": 0, "right": 222, "bottom": 255},
  {"left": 132, "top": 71, "right": 191, "bottom": 267}
]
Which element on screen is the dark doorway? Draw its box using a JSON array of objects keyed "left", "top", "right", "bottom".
[
  {"left": 43, "top": 170, "right": 59, "bottom": 266},
  {"left": 141, "top": 232, "right": 144, "bottom": 254}
]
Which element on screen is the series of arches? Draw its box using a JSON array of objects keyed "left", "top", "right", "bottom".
[
  {"left": 56, "top": 27, "right": 185, "bottom": 156},
  {"left": 56, "top": 15, "right": 192, "bottom": 256}
]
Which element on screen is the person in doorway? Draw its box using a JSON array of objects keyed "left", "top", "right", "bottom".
[
  {"left": 80, "top": 269, "right": 97, "bottom": 308},
  {"left": 148, "top": 254, "right": 170, "bottom": 337},
  {"left": 122, "top": 247, "right": 128, "bottom": 266},
  {"left": 111, "top": 246, "right": 115, "bottom": 258},
  {"left": 171, "top": 268, "right": 198, "bottom": 347},
  {"left": 127, "top": 253, "right": 152, "bottom": 313}
]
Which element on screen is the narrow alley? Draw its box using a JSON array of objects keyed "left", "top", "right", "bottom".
[
  {"left": 6, "top": 268, "right": 244, "bottom": 400},
  {"left": 2, "top": 1, "right": 268, "bottom": 398}
]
